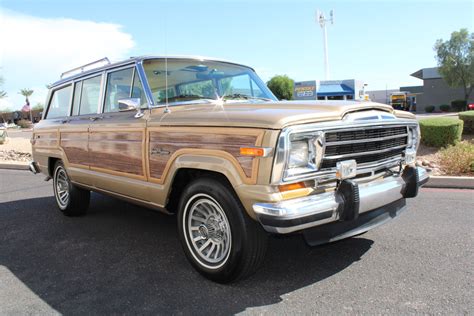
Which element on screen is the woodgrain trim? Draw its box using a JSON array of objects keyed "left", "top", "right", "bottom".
[
  {"left": 33, "top": 129, "right": 60, "bottom": 149},
  {"left": 146, "top": 127, "right": 265, "bottom": 185},
  {"left": 88, "top": 127, "right": 147, "bottom": 181}
]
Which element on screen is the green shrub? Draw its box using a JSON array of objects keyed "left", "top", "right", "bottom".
[
  {"left": 439, "top": 104, "right": 451, "bottom": 112},
  {"left": 425, "top": 105, "right": 435, "bottom": 113},
  {"left": 451, "top": 99, "right": 467, "bottom": 112},
  {"left": 459, "top": 111, "right": 474, "bottom": 134},
  {"left": 419, "top": 117, "right": 463, "bottom": 147},
  {"left": 16, "top": 119, "right": 30, "bottom": 129},
  {"left": 439, "top": 141, "right": 474, "bottom": 175}
]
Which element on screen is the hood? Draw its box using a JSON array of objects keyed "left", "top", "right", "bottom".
[{"left": 149, "top": 100, "right": 415, "bottom": 129}]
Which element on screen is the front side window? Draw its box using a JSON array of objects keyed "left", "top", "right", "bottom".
[
  {"left": 79, "top": 75, "right": 102, "bottom": 115},
  {"left": 142, "top": 59, "right": 277, "bottom": 105},
  {"left": 104, "top": 68, "right": 134, "bottom": 113},
  {"left": 47, "top": 85, "right": 72, "bottom": 119}
]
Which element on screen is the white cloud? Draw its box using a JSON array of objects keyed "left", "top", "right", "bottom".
[{"left": 0, "top": 9, "right": 135, "bottom": 110}]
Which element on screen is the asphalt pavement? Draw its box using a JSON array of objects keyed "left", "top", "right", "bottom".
[{"left": 0, "top": 169, "right": 472, "bottom": 315}]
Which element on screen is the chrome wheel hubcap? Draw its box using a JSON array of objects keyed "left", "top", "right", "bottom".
[
  {"left": 55, "top": 167, "right": 69, "bottom": 208},
  {"left": 185, "top": 194, "right": 231, "bottom": 269}
]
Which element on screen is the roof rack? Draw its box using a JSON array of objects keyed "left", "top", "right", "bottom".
[{"left": 60, "top": 57, "right": 111, "bottom": 79}]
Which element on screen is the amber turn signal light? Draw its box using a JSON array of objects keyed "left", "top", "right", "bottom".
[
  {"left": 278, "top": 182, "right": 306, "bottom": 192},
  {"left": 240, "top": 147, "right": 265, "bottom": 157}
]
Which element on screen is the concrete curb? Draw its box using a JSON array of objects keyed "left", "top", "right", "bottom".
[
  {"left": 425, "top": 175, "right": 474, "bottom": 189},
  {"left": 0, "top": 162, "right": 29, "bottom": 171}
]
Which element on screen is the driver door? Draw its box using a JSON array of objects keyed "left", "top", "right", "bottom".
[{"left": 88, "top": 66, "right": 150, "bottom": 200}]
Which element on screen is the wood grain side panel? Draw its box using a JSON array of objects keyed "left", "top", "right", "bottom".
[
  {"left": 89, "top": 131, "right": 144, "bottom": 176},
  {"left": 34, "top": 131, "right": 58, "bottom": 148},
  {"left": 149, "top": 131, "right": 258, "bottom": 180},
  {"left": 60, "top": 132, "right": 88, "bottom": 165}
]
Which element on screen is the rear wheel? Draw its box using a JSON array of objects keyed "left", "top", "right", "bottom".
[
  {"left": 177, "top": 178, "right": 268, "bottom": 283},
  {"left": 53, "top": 161, "right": 90, "bottom": 216}
]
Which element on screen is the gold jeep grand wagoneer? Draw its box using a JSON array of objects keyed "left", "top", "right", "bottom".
[{"left": 30, "top": 56, "right": 429, "bottom": 283}]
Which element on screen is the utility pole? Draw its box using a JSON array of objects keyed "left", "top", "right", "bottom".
[{"left": 316, "top": 10, "right": 334, "bottom": 80}]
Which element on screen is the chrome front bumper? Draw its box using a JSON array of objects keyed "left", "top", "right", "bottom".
[{"left": 253, "top": 166, "right": 429, "bottom": 234}]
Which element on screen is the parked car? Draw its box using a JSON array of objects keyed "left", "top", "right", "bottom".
[{"left": 30, "top": 56, "right": 429, "bottom": 283}]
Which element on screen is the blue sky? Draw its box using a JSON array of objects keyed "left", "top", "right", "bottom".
[{"left": 0, "top": 0, "right": 473, "bottom": 109}]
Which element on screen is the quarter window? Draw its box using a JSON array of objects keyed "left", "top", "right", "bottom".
[
  {"left": 79, "top": 75, "right": 102, "bottom": 115},
  {"left": 104, "top": 68, "right": 134, "bottom": 113},
  {"left": 47, "top": 85, "right": 72, "bottom": 119},
  {"left": 131, "top": 72, "right": 148, "bottom": 108}
]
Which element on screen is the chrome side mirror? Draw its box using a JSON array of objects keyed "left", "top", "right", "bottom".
[{"left": 118, "top": 98, "right": 144, "bottom": 118}]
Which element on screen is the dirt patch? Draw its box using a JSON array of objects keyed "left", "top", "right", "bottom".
[
  {"left": 417, "top": 134, "right": 473, "bottom": 176},
  {"left": 0, "top": 136, "right": 33, "bottom": 162}
]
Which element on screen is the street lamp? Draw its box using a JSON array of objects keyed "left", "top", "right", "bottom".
[{"left": 316, "top": 10, "right": 334, "bottom": 80}]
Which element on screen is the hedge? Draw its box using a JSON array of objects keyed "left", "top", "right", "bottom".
[
  {"left": 459, "top": 111, "right": 474, "bottom": 134},
  {"left": 419, "top": 117, "right": 463, "bottom": 147},
  {"left": 439, "top": 104, "right": 450, "bottom": 112},
  {"left": 425, "top": 105, "right": 435, "bottom": 113},
  {"left": 451, "top": 99, "right": 467, "bottom": 112}
]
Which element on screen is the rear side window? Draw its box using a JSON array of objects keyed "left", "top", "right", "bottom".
[
  {"left": 104, "top": 68, "right": 134, "bottom": 113},
  {"left": 46, "top": 85, "right": 72, "bottom": 119},
  {"left": 78, "top": 75, "right": 102, "bottom": 115}
]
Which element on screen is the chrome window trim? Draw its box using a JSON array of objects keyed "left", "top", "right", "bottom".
[
  {"left": 271, "top": 119, "right": 418, "bottom": 185},
  {"left": 136, "top": 60, "right": 154, "bottom": 108}
]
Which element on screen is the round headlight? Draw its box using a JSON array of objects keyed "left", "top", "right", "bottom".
[{"left": 288, "top": 140, "right": 309, "bottom": 168}]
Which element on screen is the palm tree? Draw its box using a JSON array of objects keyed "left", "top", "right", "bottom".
[{"left": 19, "top": 88, "right": 34, "bottom": 123}]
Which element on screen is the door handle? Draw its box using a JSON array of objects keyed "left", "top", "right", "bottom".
[
  {"left": 60, "top": 119, "right": 70, "bottom": 124},
  {"left": 89, "top": 116, "right": 103, "bottom": 121}
]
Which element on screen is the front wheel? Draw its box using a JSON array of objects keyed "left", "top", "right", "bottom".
[
  {"left": 177, "top": 178, "right": 268, "bottom": 283},
  {"left": 53, "top": 161, "right": 90, "bottom": 216}
]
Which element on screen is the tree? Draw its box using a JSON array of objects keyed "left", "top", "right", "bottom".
[
  {"left": 19, "top": 88, "right": 34, "bottom": 122},
  {"left": 434, "top": 28, "right": 474, "bottom": 105},
  {"left": 267, "top": 75, "right": 294, "bottom": 100}
]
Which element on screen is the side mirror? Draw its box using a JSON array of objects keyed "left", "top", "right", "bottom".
[{"left": 118, "top": 98, "right": 144, "bottom": 118}]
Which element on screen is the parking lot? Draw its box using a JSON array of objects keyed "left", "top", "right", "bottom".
[{"left": 0, "top": 169, "right": 472, "bottom": 315}]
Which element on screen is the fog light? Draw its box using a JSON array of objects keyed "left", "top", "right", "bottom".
[
  {"left": 336, "top": 160, "right": 357, "bottom": 180},
  {"left": 405, "top": 149, "right": 416, "bottom": 165}
]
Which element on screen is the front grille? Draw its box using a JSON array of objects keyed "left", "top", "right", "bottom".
[
  {"left": 325, "top": 126, "right": 407, "bottom": 142},
  {"left": 321, "top": 125, "right": 408, "bottom": 170}
]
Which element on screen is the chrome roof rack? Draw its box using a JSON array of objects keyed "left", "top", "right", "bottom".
[{"left": 60, "top": 57, "right": 111, "bottom": 79}]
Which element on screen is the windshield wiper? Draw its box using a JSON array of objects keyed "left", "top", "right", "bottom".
[
  {"left": 164, "top": 94, "right": 214, "bottom": 102},
  {"left": 222, "top": 93, "right": 272, "bottom": 101}
]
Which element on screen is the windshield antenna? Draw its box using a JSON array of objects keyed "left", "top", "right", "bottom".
[{"left": 163, "top": 12, "right": 170, "bottom": 114}]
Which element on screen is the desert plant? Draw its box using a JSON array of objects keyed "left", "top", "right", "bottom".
[
  {"left": 439, "top": 141, "right": 474, "bottom": 175},
  {"left": 419, "top": 117, "right": 463, "bottom": 147},
  {"left": 459, "top": 111, "right": 474, "bottom": 134},
  {"left": 439, "top": 104, "right": 451, "bottom": 112},
  {"left": 425, "top": 105, "right": 435, "bottom": 113},
  {"left": 16, "top": 119, "right": 31, "bottom": 129}
]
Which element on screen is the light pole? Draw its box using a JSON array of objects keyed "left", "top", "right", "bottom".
[{"left": 316, "top": 10, "right": 334, "bottom": 80}]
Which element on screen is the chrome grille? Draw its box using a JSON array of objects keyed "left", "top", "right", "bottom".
[{"left": 321, "top": 125, "right": 408, "bottom": 170}]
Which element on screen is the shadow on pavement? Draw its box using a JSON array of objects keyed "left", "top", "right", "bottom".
[{"left": 0, "top": 193, "right": 373, "bottom": 314}]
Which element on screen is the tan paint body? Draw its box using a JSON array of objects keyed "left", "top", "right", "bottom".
[{"left": 32, "top": 100, "right": 414, "bottom": 217}]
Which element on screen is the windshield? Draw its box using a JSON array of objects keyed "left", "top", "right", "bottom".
[{"left": 142, "top": 59, "right": 277, "bottom": 105}]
